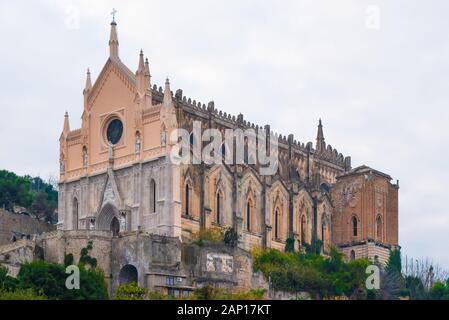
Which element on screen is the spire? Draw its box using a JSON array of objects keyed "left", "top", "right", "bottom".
[
  {"left": 144, "top": 57, "right": 151, "bottom": 78},
  {"left": 137, "top": 50, "right": 145, "bottom": 73},
  {"left": 163, "top": 78, "right": 173, "bottom": 106},
  {"left": 84, "top": 68, "right": 92, "bottom": 92},
  {"left": 316, "top": 118, "right": 325, "bottom": 152},
  {"left": 63, "top": 111, "right": 70, "bottom": 134},
  {"left": 109, "top": 19, "right": 119, "bottom": 58},
  {"left": 136, "top": 51, "right": 150, "bottom": 96}
]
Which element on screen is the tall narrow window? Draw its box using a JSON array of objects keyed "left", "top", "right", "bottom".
[
  {"left": 73, "top": 198, "right": 79, "bottom": 230},
  {"left": 322, "top": 222, "right": 325, "bottom": 242},
  {"left": 150, "top": 179, "right": 156, "bottom": 213},
  {"left": 301, "top": 215, "right": 306, "bottom": 244},
  {"left": 185, "top": 184, "right": 190, "bottom": 216},
  {"left": 246, "top": 200, "right": 251, "bottom": 232},
  {"left": 274, "top": 209, "right": 279, "bottom": 239},
  {"left": 376, "top": 216, "right": 382, "bottom": 240},
  {"left": 352, "top": 216, "right": 358, "bottom": 237},
  {"left": 216, "top": 192, "right": 222, "bottom": 224}
]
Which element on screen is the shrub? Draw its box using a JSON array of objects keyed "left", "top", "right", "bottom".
[
  {"left": 223, "top": 227, "right": 239, "bottom": 247},
  {"left": 0, "top": 288, "right": 46, "bottom": 300},
  {"left": 115, "top": 282, "right": 147, "bottom": 300},
  {"left": 192, "top": 227, "right": 225, "bottom": 246},
  {"left": 17, "top": 260, "right": 108, "bottom": 300}
]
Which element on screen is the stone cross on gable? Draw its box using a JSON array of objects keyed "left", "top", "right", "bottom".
[{"left": 111, "top": 8, "right": 117, "bottom": 22}]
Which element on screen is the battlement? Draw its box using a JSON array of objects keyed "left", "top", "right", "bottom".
[{"left": 151, "top": 85, "right": 349, "bottom": 169}]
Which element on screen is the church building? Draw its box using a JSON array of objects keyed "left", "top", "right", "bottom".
[{"left": 58, "top": 18, "right": 399, "bottom": 268}]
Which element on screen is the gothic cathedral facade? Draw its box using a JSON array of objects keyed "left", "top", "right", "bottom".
[{"left": 58, "top": 21, "right": 399, "bottom": 264}]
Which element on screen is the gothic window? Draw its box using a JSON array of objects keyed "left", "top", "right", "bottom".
[
  {"left": 322, "top": 222, "right": 326, "bottom": 242},
  {"left": 246, "top": 200, "right": 252, "bottom": 232},
  {"left": 350, "top": 250, "right": 356, "bottom": 261},
  {"left": 185, "top": 184, "right": 190, "bottom": 216},
  {"left": 150, "top": 179, "right": 156, "bottom": 213},
  {"left": 352, "top": 216, "right": 358, "bottom": 237},
  {"left": 220, "top": 143, "right": 226, "bottom": 160},
  {"left": 216, "top": 191, "right": 222, "bottom": 225},
  {"left": 301, "top": 215, "right": 306, "bottom": 244},
  {"left": 274, "top": 208, "right": 279, "bottom": 239},
  {"left": 376, "top": 216, "right": 382, "bottom": 240},
  {"left": 106, "top": 118, "right": 123, "bottom": 145},
  {"left": 73, "top": 198, "right": 79, "bottom": 230}
]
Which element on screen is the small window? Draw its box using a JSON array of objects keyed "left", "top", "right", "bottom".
[
  {"left": 185, "top": 184, "right": 190, "bottom": 216},
  {"left": 216, "top": 192, "right": 222, "bottom": 224},
  {"left": 274, "top": 209, "right": 279, "bottom": 239},
  {"left": 350, "top": 250, "right": 356, "bottom": 261},
  {"left": 246, "top": 201, "right": 251, "bottom": 232},
  {"left": 166, "top": 276, "right": 175, "bottom": 286},
  {"left": 301, "top": 215, "right": 306, "bottom": 244},
  {"left": 150, "top": 179, "right": 156, "bottom": 213},
  {"left": 352, "top": 216, "right": 358, "bottom": 237},
  {"left": 376, "top": 216, "right": 382, "bottom": 240}
]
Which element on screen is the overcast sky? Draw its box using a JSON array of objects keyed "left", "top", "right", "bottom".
[{"left": 0, "top": 0, "right": 448, "bottom": 270}]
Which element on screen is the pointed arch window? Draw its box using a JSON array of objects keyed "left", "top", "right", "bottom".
[
  {"left": 150, "top": 179, "right": 156, "bottom": 213},
  {"left": 274, "top": 209, "right": 279, "bottom": 239},
  {"left": 376, "top": 216, "right": 382, "bottom": 240},
  {"left": 246, "top": 200, "right": 252, "bottom": 232},
  {"left": 352, "top": 216, "right": 358, "bottom": 237},
  {"left": 350, "top": 250, "right": 356, "bottom": 261},
  {"left": 73, "top": 198, "right": 79, "bottom": 230},
  {"left": 322, "top": 222, "right": 326, "bottom": 242},
  {"left": 185, "top": 184, "right": 190, "bottom": 216},
  {"left": 301, "top": 215, "right": 306, "bottom": 244},
  {"left": 216, "top": 191, "right": 222, "bottom": 225}
]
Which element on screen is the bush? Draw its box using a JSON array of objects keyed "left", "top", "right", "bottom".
[
  {"left": 192, "top": 227, "right": 225, "bottom": 246},
  {"left": 252, "top": 247, "right": 371, "bottom": 299},
  {"left": 17, "top": 260, "right": 108, "bottom": 300},
  {"left": 224, "top": 227, "right": 239, "bottom": 247},
  {"left": 0, "top": 288, "right": 46, "bottom": 300},
  {"left": 0, "top": 265, "right": 18, "bottom": 291},
  {"left": 192, "top": 285, "right": 266, "bottom": 300},
  {"left": 115, "top": 282, "right": 147, "bottom": 300}
]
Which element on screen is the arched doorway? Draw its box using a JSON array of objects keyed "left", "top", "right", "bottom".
[
  {"left": 111, "top": 217, "right": 120, "bottom": 237},
  {"left": 119, "top": 264, "right": 138, "bottom": 285},
  {"left": 97, "top": 202, "right": 121, "bottom": 235}
]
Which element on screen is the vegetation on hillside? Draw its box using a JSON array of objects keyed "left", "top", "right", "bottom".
[
  {"left": 114, "top": 282, "right": 266, "bottom": 300},
  {"left": 0, "top": 169, "right": 57, "bottom": 223},
  {"left": 0, "top": 243, "right": 108, "bottom": 300},
  {"left": 252, "top": 246, "right": 371, "bottom": 299}
]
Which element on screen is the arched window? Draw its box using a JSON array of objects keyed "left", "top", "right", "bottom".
[
  {"left": 216, "top": 191, "right": 222, "bottom": 225},
  {"left": 150, "top": 179, "right": 156, "bottom": 213},
  {"left": 274, "top": 209, "right": 279, "bottom": 239},
  {"left": 301, "top": 215, "right": 306, "bottom": 244},
  {"left": 185, "top": 184, "right": 190, "bottom": 216},
  {"left": 220, "top": 143, "right": 226, "bottom": 160},
  {"left": 376, "top": 216, "right": 382, "bottom": 240},
  {"left": 352, "top": 216, "right": 358, "bottom": 237},
  {"left": 321, "top": 222, "right": 326, "bottom": 242},
  {"left": 350, "top": 250, "right": 356, "bottom": 261},
  {"left": 246, "top": 200, "right": 251, "bottom": 232},
  {"left": 73, "top": 198, "right": 79, "bottom": 230}
]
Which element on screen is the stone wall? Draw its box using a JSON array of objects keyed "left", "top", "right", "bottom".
[{"left": 0, "top": 209, "right": 55, "bottom": 246}]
